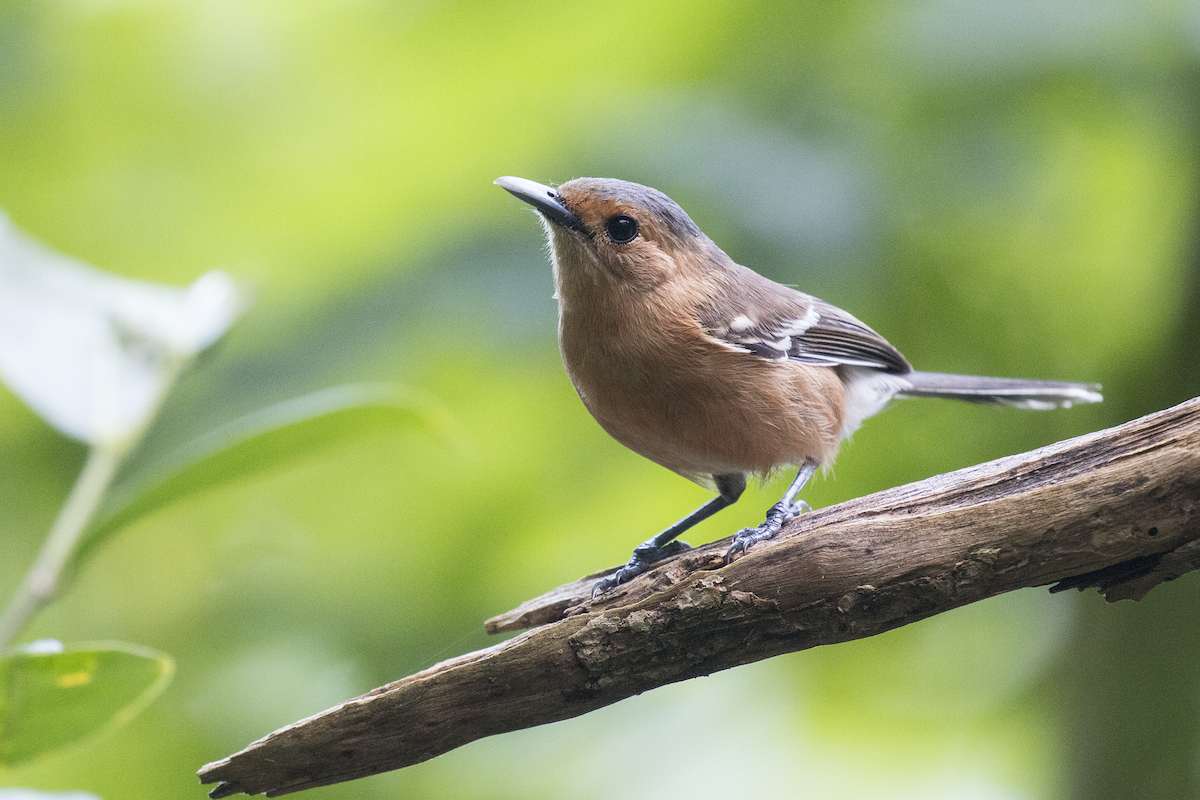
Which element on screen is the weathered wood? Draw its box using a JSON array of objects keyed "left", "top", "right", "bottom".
[{"left": 199, "top": 397, "right": 1200, "bottom": 797}]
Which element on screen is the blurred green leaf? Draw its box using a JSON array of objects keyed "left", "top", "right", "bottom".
[
  {"left": 82, "top": 382, "right": 448, "bottom": 552},
  {"left": 0, "top": 641, "right": 173, "bottom": 767}
]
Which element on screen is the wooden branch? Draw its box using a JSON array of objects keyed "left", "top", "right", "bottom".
[{"left": 199, "top": 397, "right": 1200, "bottom": 797}]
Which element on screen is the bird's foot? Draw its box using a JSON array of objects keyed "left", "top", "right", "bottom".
[
  {"left": 726, "top": 521, "right": 781, "bottom": 560},
  {"left": 726, "top": 500, "right": 809, "bottom": 561},
  {"left": 783, "top": 499, "right": 811, "bottom": 521},
  {"left": 591, "top": 540, "right": 691, "bottom": 598}
]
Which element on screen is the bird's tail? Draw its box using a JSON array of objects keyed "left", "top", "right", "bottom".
[{"left": 897, "top": 371, "right": 1102, "bottom": 410}]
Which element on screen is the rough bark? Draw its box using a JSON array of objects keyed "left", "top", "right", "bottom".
[{"left": 199, "top": 397, "right": 1200, "bottom": 797}]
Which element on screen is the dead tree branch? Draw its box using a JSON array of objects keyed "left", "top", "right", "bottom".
[{"left": 199, "top": 397, "right": 1200, "bottom": 797}]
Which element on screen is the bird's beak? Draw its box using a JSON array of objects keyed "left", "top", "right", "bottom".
[{"left": 494, "top": 176, "right": 588, "bottom": 235}]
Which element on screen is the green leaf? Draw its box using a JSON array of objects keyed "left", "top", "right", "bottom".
[
  {"left": 0, "top": 641, "right": 174, "bottom": 767},
  {"left": 83, "top": 382, "right": 448, "bottom": 551}
]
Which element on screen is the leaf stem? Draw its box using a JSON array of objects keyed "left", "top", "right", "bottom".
[{"left": 0, "top": 446, "right": 123, "bottom": 648}]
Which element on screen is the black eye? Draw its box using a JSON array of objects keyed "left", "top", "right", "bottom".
[{"left": 605, "top": 214, "right": 639, "bottom": 244}]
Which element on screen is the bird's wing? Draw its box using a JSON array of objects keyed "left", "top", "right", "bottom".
[
  {"left": 701, "top": 290, "right": 911, "bottom": 374},
  {"left": 792, "top": 300, "right": 911, "bottom": 372}
]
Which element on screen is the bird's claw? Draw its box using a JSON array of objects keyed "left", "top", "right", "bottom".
[
  {"left": 784, "top": 500, "right": 811, "bottom": 520},
  {"left": 590, "top": 573, "right": 625, "bottom": 598},
  {"left": 590, "top": 540, "right": 692, "bottom": 598},
  {"left": 726, "top": 499, "right": 811, "bottom": 561},
  {"left": 726, "top": 524, "right": 777, "bottom": 561}
]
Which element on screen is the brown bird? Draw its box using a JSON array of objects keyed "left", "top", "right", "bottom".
[{"left": 495, "top": 175, "right": 1101, "bottom": 596}]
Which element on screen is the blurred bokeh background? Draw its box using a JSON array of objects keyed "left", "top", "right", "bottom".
[{"left": 2, "top": 1, "right": 1199, "bottom": 798}]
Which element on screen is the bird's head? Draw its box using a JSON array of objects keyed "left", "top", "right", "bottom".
[{"left": 495, "top": 176, "right": 718, "bottom": 290}]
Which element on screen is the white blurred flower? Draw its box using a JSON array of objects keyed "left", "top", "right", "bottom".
[
  {"left": 11, "top": 639, "right": 65, "bottom": 655},
  {"left": 0, "top": 790, "right": 102, "bottom": 800},
  {"left": 0, "top": 212, "right": 243, "bottom": 449}
]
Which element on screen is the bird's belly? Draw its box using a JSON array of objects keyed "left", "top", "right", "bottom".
[{"left": 566, "top": 349, "right": 846, "bottom": 483}]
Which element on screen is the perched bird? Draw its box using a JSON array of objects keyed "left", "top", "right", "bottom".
[{"left": 495, "top": 175, "right": 1101, "bottom": 597}]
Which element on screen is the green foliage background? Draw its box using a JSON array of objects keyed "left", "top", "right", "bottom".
[{"left": 2, "top": 1, "right": 1199, "bottom": 797}]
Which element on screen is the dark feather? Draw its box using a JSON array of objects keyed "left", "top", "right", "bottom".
[
  {"left": 790, "top": 301, "right": 911, "bottom": 373},
  {"left": 702, "top": 289, "right": 911, "bottom": 374}
]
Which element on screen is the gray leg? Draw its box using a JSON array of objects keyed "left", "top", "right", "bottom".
[
  {"left": 727, "top": 459, "right": 817, "bottom": 560},
  {"left": 592, "top": 474, "right": 746, "bottom": 597}
]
